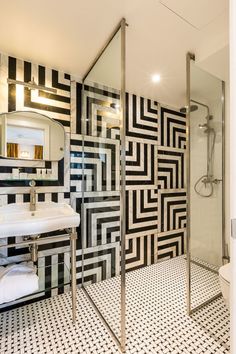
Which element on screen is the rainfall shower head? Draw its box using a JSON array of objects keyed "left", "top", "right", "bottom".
[{"left": 180, "top": 105, "right": 198, "bottom": 113}]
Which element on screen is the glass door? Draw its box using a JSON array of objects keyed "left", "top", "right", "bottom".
[
  {"left": 186, "top": 53, "right": 225, "bottom": 313},
  {"left": 80, "top": 19, "right": 126, "bottom": 352}
]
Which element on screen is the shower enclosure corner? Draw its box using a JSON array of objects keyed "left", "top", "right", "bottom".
[
  {"left": 186, "top": 52, "right": 226, "bottom": 314},
  {"left": 79, "top": 18, "right": 127, "bottom": 353}
]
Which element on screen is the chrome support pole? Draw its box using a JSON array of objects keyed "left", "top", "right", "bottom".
[
  {"left": 186, "top": 52, "right": 195, "bottom": 315},
  {"left": 120, "top": 17, "right": 126, "bottom": 353},
  {"left": 70, "top": 227, "right": 77, "bottom": 323},
  {"left": 221, "top": 81, "right": 227, "bottom": 263}
]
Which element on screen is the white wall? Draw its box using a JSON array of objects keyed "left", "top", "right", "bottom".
[{"left": 230, "top": 0, "right": 236, "bottom": 350}]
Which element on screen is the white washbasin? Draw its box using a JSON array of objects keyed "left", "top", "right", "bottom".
[{"left": 0, "top": 202, "right": 80, "bottom": 237}]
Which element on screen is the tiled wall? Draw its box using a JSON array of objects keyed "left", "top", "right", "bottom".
[
  {"left": 0, "top": 53, "right": 186, "bottom": 309},
  {"left": 157, "top": 107, "right": 186, "bottom": 260}
]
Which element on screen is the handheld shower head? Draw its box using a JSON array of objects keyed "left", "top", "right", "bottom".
[
  {"left": 199, "top": 123, "right": 208, "bottom": 130},
  {"left": 180, "top": 104, "right": 198, "bottom": 113}
]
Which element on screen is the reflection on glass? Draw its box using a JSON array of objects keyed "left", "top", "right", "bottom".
[
  {"left": 7, "top": 125, "right": 44, "bottom": 159},
  {"left": 81, "top": 28, "right": 122, "bottom": 339},
  {"left": 189, "top": 61, "right": 224, "bottom": 310}
]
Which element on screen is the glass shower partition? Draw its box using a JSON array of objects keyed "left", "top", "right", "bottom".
[
  {"left": 186, "top": 53, "right": 225, "bottom": 313},
  {"left": 80, "top": 20, "right": 126, "bottom": 352}
]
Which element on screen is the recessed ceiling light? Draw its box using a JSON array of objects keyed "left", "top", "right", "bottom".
[{"left": 152, "top": 74, "right": 161, "bottom": 83}]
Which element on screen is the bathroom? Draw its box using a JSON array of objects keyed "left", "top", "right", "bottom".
[{"left": 0, "top": 0, "right": 233, "bottom": 353}]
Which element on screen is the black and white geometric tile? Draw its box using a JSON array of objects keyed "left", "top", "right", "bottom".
[
  {"left": 159, "top": 189, "right": 187, "bottom": 233},
  {"left": 157, "top": 107, "right": 186, "bottom": 261},
  {"left": 0, "top": 51, "right": 188, "bottom": 309},
  {"left": 0, "top": 53, "right": 71, "bottom": 192},
  {"left": 0, "top": 257, "right": 230, "bottom": 353},
  {"left": 126, "top": 93, "right": 159, "bottom": 142},
  {"left": 160, "top": 107, "right": 186, "bottom": 149},
  {"left": 126, "top": 189, "right": 158, "bottom": 235},
  {"left": 157, "top": 228, "right": 186, "bottom": 260},
  {"left": 126, "top": 139, "right": 157, "bottom": 189},
  {"left": 1, "top": 55, "right": 71, "bottom": 129},
  {"left": 157, "top": 146, "right": 185, "bottom": 190},
  {"left": 71, "top": 82, "right": 121, "bottom": 138},
  {"left": 125, "top": 233, "right": 158, "bottom": 271},
  {"left": 70, "top": 134, "right": 120, "bottom": 193}
]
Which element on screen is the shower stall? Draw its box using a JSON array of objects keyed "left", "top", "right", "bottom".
[
  {"left": 74, "top": 22, "right": 226, "bottom": 351},
  {"left": 186, "top": 53, "right": 226, "bottom": 314}
]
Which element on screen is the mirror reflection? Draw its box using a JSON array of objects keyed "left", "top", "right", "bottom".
[{"left": 0, "top": 111, "right": 65, "bottom": 161}]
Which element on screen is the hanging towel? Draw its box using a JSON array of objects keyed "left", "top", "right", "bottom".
[{"left": 0, "top": 261, "right": 39, "bottom": 304}]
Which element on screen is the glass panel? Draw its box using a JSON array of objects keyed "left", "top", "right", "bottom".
[
  {"left": 81, "top": 29, "right": 122, "bottom": 340},
  {"left": 190, "top": 61, "right": 224, "bottom": 309}
]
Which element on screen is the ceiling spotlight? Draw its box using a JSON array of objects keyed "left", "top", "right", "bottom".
[{"left": 152, "top": 74, "right": 161, "bottom": 83}]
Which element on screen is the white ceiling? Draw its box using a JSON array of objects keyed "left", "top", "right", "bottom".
[
  {"left": 7, "top": 125, "right": 44, "bottom": 145},
  {"left": 0, "top": 0, "right": 229, "bottom": 109},
  {"left": 159, "top": 0, "right": 227, "bottom": 29}
]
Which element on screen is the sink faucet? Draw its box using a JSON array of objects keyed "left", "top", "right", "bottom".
[{"left": 29, "top": 180, "right": 36, "bottom": 212}]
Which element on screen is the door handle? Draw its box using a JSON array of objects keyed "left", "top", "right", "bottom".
[{"left": 231, "top": 219, "right": 236, "bottom": 239}]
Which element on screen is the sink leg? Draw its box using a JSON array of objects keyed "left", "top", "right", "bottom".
[{"left": 71, "top": 227, "right": 77, "bottom": 323}]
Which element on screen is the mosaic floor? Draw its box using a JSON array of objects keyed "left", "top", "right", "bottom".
[{"left": 0, "top": 256, "right": 230, "bottom": 353}]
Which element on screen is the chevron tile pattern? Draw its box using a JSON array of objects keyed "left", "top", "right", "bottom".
[
  {"left": 126, "top": 139, "right": 157, "bottom": 188},
  {"left": 83, "top": 84, "right": 120, "bottom": 138},
  {"left": 70, "top": 134, "right": 120, "bottom": 193},
  {"left": 157, "top": 106, "right": 186, "bottom": 260},
  {"left": 157, "top": 229, "right": 186, "bottom": 260},
  {"left": 126, "top": 93, "right": 159, "bottom": 142},
  {"left": 126, "top": 189, "right": 158, "bottom": 235},
  {"left": 159, "top": 190, "right": 187, "bottom": 232},
  {"left": 160, "top": 107, "right": 186, "bottom": 149},
  {"left": 157, "top": 147, "right": 185, "bottom": 190},
  {"left": 0, "top": 55, "right": 71, "bottom": 131},
  {"left": 125, "top": 233, "right": 157, "bottom": 271}
]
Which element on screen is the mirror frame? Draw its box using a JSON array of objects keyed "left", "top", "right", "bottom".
[{"left": 0, "top": 110, "right": 66, "bottom": 162}]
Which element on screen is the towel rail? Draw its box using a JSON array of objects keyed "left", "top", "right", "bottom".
[{"left": 0, "top": 233, "right": 71, "bottom": 249}]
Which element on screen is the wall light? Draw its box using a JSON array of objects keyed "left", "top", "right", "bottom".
[
  {"left": 152, "top": 74, "right": 161, "bottom": 83},
  {"left": 7, "top": 77, "right": 57, "bottom": 94}
]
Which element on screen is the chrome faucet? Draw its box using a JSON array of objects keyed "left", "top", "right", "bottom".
[{"left": 29, "top": 180, "right": 37, "bottom": 212}]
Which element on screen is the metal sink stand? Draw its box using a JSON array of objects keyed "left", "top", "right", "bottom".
[{"left": 0, "top": 227, "right": 77, "bottom": 322}]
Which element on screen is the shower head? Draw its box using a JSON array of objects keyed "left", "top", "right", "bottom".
[
  {"left": 199, "top": 123, "right": 208, "bottom": 130},
  {"left": 198, "top": 123, "right": 213, "bottom": 133},
  {"left": 180, "top": 104, "right": 198, "bottom": 113}
]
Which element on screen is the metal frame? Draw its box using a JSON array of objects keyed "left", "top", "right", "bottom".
[
  {"left": 186, "top": 52, "right": 194, "bottom": 315},
  {"left": 221, "top": 81, "right": 228, "bottom": 263},
  {"left": 7, "top": 78, "right": 57, "bottom": 93},
  {"left": 0, "top": 110, "right": 66, "bottom": 162},
  {"left": 81, "top": 18, "right": 127, "bottom": 353},
  {"left": 0, "top": 228, "right": 77, "bottom": 322},
  {"left": 186, "top": 52, "right": 225, "bottom": 315}
]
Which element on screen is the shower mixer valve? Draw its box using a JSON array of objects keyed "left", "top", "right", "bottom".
[{"left": 201, "top": 177, "right": 222, "bottom": 186}]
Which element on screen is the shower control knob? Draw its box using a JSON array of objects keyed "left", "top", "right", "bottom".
[
  {"left": 29, "top": 179, "right": 36, "bottom": 187},
  {"left": 213, "top": 178, "right": 222, "bottom": 184}
]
